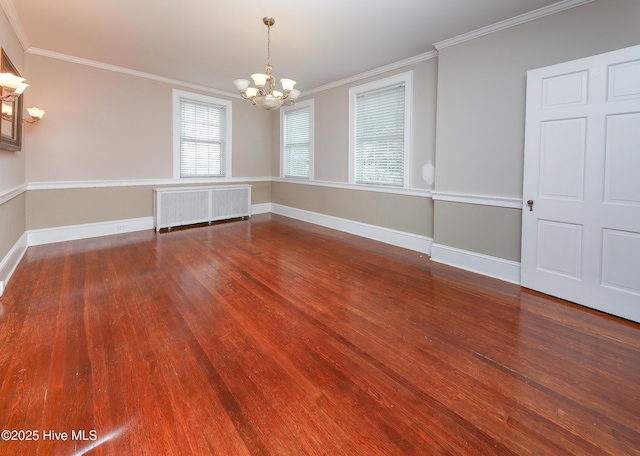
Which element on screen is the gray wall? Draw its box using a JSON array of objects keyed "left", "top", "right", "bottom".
[
  {"left": 24, "top": 54, "right": 273, "bottom": 182},
  {"left": 21, "top": 53, "right": 273, "bottom": 231},
  {"left": 272, "top": 57, "right": 438, "bottom": 236},
  {"left": 0, "top": 7, "right": 26, "bottom": 264},
  {"left": 3, "top": 0, "right": 640, "bottom": 275},
  {"left": 434, "top": 0, "right": 640, "bottom": 261}
]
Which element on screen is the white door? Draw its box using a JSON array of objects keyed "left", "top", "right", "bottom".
[{"left": 521, "top": 44, "right": 640, "bottom": 323}]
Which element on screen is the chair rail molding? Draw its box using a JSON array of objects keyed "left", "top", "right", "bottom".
[{"left": 431, "top": 191, "right": 522, "bottom": 209}]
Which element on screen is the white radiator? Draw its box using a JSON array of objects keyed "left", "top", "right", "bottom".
[{"left": 154, "top": 185, "right": 251, "bottom": 231}]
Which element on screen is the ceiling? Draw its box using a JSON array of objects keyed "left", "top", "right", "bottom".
[{"left": 3, "top": 0, "right": 574, "bottom": 94}]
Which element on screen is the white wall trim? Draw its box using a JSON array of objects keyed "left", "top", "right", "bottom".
[
  {"left": 432, "top": 191, "right": 522, "bottom": 209},
  {"left": 0, "top": 183, "right": 27, "bottom": 205},
  {"left": 26, "top": 176, "right": 271, "bottom": 191},
  {"left": 3, "top": 202, "right": 526, "bottom": 295},
  {"left": 434, "top": 0, "right": 596, "bottom": 50},
  {"left": 0, "top": 0, "right": 30, "bottom": 50},
  {"left": 273, "top": 177, "right": 432, "bottom": 198},
  {"left": 305, "top": 51, "right": 438, "bottom": 96},
  {"left": 430, "top": 243, "right": 521, "bottom": 285},
  {"left": 0, "top": 232, "right": 27, "bottom": 296},
  {"left": 27, "top": 216, "right": 155, "bottom": 246},
  {"left": 251, "top": 202, "right": 272, "bottom": 215},
  {"left": 271, "top": 203, "right": 432, "bottom": 255},
  {"left": 25, "top": 47, "right": 241, "bottom": 99},
  {"left": 26, "top": 177, "right": 433, "bottom": 198}
]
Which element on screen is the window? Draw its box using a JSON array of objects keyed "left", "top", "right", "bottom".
[
  {"left": 281, "top": 99, "right": 313, "bottom": 179},
  {"left": 172, "top": 89, "right": 232, "bottom": 179},
  {"left": 349, "top": 72, "right": 412, "bottom": 187}
]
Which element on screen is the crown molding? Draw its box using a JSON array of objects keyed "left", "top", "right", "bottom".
[
  {"left": 304, "top": 50, "right": 438, "bottom": 96},
  {"left": 25, "top": 47, "right": 241, "bottom": 99},
  {"left": 433, "top": 0, "right": 596, "bottom": 50},
  {"left": 0, "top": 0, "right": 30, "bottom": 50},
  {"left": 5, "top": 0, "right": 594, "bottom": 97}
]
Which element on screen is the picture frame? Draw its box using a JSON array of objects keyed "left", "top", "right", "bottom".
[{"left": 1, "top": 48, "right": 24, "bottom": 151}]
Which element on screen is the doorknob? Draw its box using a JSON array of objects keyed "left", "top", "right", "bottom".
[{"left": 527, "top": 200, "right": 534, "bottom": 211}]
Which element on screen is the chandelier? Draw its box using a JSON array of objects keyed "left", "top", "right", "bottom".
[{"left": 233, "top": 17, "right": 300, "bottom": 111}]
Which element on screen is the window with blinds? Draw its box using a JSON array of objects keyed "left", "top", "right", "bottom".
[
  {"left": 172, "top": 89, "right": 232, "bottom": 179},
  {"left": 281, "top": 100, "right": 313, "bottom": 179},
  {"left": 180, "top": 99, "right": 227, "bottom": 177},
  {"left": 349, "top": 72, "right": 412, "bottom": 188}
]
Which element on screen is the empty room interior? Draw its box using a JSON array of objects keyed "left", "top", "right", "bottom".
[{"left": 1, "top": 0, "right": 639, "bottom": 454}]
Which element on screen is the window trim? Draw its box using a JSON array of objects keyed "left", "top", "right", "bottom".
[
  {"left": 172, "top": 89, "right": 233, "bottom": 179},
  {"left": 348, "top": 71, "right": 413, "bottom": 188},
  {"left": 280, "top": 98, "right": 314, "bottom": 180}
]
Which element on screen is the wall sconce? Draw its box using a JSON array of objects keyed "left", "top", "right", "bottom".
[
  {"left": 25, "top": 107, "right": 46, "bottom": 123},
  {"left": 0, "top": 72, "right": 27, "bottom": 102},
  {"left": 1, "top": 48, "right": 44, "bottom": 151},
  {"left": 0, "top": 73, "right": 45, "bottom": 123},
  {"left": 1, "top": 104, "right": 46, "bottom": 124}
]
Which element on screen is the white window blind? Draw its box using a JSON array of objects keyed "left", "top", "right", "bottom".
[
  {"left": 283, "top": 105, "right": 311, "bottom": 178},
  {"left": 180, "top": 98, "right": 227, "bottom": 177},
  {"left": 354, "top": 84, "right": 405, "bottom": 187}
]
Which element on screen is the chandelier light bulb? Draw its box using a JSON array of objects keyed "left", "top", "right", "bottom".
[{"left": 233, "top": 79, "right": 250, "bottom": 91}]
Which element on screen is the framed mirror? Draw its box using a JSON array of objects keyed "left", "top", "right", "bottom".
[{"left": 1, "top": 48, "right": 23, "bottom": 151}]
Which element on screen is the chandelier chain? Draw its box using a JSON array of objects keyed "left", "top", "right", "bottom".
[{"left": 267, "top": 23, "right": 271, "bottom": 66}]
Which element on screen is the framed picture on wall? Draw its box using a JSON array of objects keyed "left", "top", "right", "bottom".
[{"left": 1, "top": 48, "right": 24, "bottom": 151}]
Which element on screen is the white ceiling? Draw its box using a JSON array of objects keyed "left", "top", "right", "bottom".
[{"left": 3, "top": 0, "right": 576, "bottom": 94}]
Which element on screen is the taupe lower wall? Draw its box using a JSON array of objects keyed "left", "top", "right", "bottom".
[
  {"left": 0, "top": 193, "right": 26, "bottom": 260},
  {"left": 433, "top": 201, "right": 521, "bottom": 262},
  {"left": 26, "top": 181, "right": 271, "bottom": 230},
  {"left": 272, "top": 181, "right": 433, "bottom": 237}
]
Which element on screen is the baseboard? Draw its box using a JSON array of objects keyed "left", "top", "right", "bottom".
[
  {"left": 251, "top": 202, "right": 272, "bottom": 215},
  {"left": 271, "top": 204, "right": 432, "bottom": 254},
  {"left": 14, "top": 206, "right": 532, "bottom": 297},
  {"left": 430, "top": 243, "right": 521, "bottom": 285},
  {"left": 27, "top": 216, "right": 155, "bottom": 246},
  {"left": 0, "top": 232, "right": 28, "bottom": 297}
]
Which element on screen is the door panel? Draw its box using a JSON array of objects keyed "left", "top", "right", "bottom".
[
  {"left": 607, "top": 59, "right": 640, "bottom": 101},
  {"left": 601, "top": 229, "right": 640, "bottom": 295},
  {"left": 539, "top": 118, "right": 586, "bottom": 199},
  {"left": 542, "top": 71, "right": 588, "bottom": 107},
  {"left": 522, "top": 44, "right": 640, "bottom": 323},
  {"left": 604, "top": 113, "right": 640, "bottom": 204}
]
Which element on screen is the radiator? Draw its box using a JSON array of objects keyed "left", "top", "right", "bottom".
[{"left": 154, "top": 185, "right": 251, "bottom": 231}]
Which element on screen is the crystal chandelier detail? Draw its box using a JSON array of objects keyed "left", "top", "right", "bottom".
[{"left": 233, "top": 17, "right": 300, "bottom": 111}]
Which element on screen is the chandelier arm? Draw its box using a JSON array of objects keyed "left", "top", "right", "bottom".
[{"left": 1, "top": 92, "right": 18, "bottom": 103}]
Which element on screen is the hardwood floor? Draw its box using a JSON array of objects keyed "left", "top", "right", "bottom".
[{"left": 1, "top": 213, "right": 638, "bottom": 455}]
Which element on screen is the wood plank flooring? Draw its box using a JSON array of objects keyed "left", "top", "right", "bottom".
[{"left": 0, "top": 213, "right": 639, "bottom": 455}]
